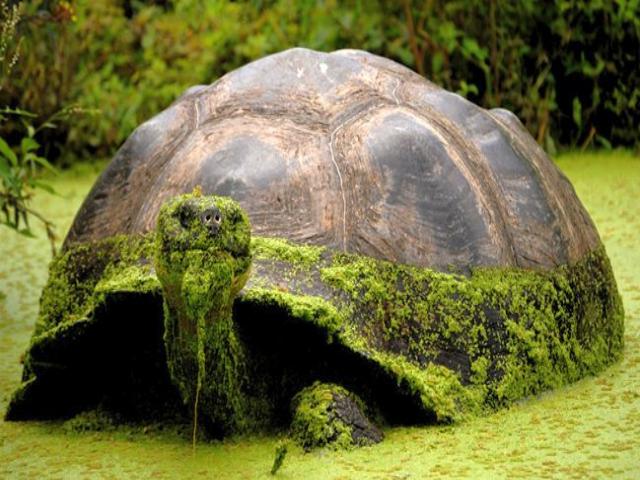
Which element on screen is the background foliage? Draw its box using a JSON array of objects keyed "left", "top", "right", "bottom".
[{"left": 2, "top": 0, "right": 639, "bottom": 166}]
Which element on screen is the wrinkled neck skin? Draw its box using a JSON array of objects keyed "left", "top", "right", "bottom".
[{"left": 155, "top": 246, "right": 250, "bottom": 437}]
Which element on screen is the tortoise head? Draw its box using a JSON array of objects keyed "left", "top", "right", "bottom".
[{"left": 155, "top": 193, "right": 252, "bottom": 289}]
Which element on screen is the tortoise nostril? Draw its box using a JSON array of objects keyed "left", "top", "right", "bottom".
[{"left": 200, "top": 209, "right": 222, "bottom": 233}]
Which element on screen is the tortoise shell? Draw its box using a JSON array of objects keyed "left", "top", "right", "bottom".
[
  {"left": 66, "top": 48, "right": 599, "bottom": 272},
  {"left": 6, "top": 49, "right": 622, "bottom": 428}
]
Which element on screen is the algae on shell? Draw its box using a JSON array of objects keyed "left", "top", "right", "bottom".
[{"left": 6, "top": 229, "right": 623, "bottom": 436}]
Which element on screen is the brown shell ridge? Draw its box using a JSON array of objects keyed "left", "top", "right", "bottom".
[
  {"left": 337, "top": 103, "right": 515, "bottom": 268},
  {"left": 64, "top": 101, "right": 196, "bottom": 247},
  {"left": 403, "top": 104, "right": 518, "bottom": 266},
  {"left": 415, "top": 88, "right": 589, "bottom": 269},
  {"left": 62, "top": 48, "right": 601, "bottom": 273},
  {"left": 488, "top": 109, "right": 600, "bottom": 264}
]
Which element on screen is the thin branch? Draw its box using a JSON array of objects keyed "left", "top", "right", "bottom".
[
  {"left": 0, "top": 192, "right": 57, "bottom": 255},
  {"left": 402, "top": 0, "right": 425, "bottom": 76}
]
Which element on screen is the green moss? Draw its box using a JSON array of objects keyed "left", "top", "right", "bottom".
[
  {"left": 290, "top": 382, "right": 375, "bottom": 451},
  {"left": 63, "top": 408, "right": 117, "bottom": 433},
  {"left": 35, "top": 234, "right": 156, "bottom": 335},
  {"left": 369, "top": 352, "right": 482, "bottom": 422},
  {"left": 324, "top": 245, "right": 623, "bottom": 416},
  {"left": 9, "top": 199, "right": 625, "bottom": 433},
  {"left": 94, "top": 265, "right": 160, "bottom": 296},
  {"left": 155, "top": 193, "right": 251, "bottom": 259},
  {"left": 245, "top": 237, "right": 623, "bottom": 423},
  {"left": 10, "top": 234, "right": 158, "bottom": 389},
  {"left": 241, "top": 288, "right": 344, "bottom": 339},
  {"left": 8, "top": 194, "right": 256, "bottom": 435},
  {"left": 239, "top": 286, "right": 475, "bottom": 422},
  {"left": 252, "top": 237, "right": 325, "bottom": 269}
]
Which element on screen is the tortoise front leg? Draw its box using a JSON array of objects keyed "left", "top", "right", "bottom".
[{"left": 289, "top": 381, "right": 383, "bottom": 451}]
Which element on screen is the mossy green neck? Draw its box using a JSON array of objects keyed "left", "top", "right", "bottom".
[{"left": 153, "top": 193, "right": 252, "bottom": 437}]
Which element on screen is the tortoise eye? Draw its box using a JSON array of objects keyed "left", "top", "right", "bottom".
[
  {"left": 177, "top": 202, "right": 196, "bottom": 228},
  {"left": 214, "top": 213, "right": 221, "bottom": 223}
]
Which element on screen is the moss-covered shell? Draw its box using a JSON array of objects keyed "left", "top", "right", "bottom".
[{"left": 6, "top": 234, "right": 623, "bottom": 426}]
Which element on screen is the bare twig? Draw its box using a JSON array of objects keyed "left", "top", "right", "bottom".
[
  {"left": 0, "top": 192, "right": 57, "bottom": 256},
  {"left": 403, "top": 0, "right": 425, "bottom": 76}
]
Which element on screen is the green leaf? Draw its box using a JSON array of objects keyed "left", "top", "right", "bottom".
[
  {"left": 431, "top": 52, "right": 444, "bottom": 74},
  {"left": 458, "top": 80, "right": 479, "bottom": 97},
  {"left": 0, "top": 156, "right": 10, "bottom": 178},
  {"left": 18, "top": 227, "right": 36, "bottom": 238},
  {"left": 32, "top": 155, "right": 59, "bottom": 175},
  {"left": 595, "top": 135, "right": 612, "bottom": 150},
  {"left": 572, "top": 97, "right": 582, "bottom": 129},
  {"left": 581, "top": 55, "right": 605, "bottom": 78},
  {"left": 31, "top": 180, "right": 57, "bottom": 195},
  {"left": 462, "top": 37, "right": 488, "bottom": 61},
  {"left": 0, "top": 138, "right": 18, "bottom": 167},
  {"left": 21, "top": 137, "right": 39, "bottom": 155},
  {"left": 0, "top": 107, "right": 37, "bottom": 118}
]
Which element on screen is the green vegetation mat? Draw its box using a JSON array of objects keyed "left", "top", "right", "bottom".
[{"left": 1, "top": 151, "right": 639, "bottom": 479}]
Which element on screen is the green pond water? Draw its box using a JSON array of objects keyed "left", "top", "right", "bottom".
[{"left": 1, "top": 151, "right": 639, "bottom": 479}]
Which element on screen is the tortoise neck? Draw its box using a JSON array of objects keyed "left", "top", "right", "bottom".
[{"left": 156, "top": 249, "right": 249, "bottom": 436}]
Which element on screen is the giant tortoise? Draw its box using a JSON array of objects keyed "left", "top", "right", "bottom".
[{"left": 6, "top": 48, "right": 623, "bottom": 449}]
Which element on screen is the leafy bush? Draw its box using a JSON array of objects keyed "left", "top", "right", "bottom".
[
  {"left": 0, "top": 1, "right": 60, "bottom": 252},
  {"left": 3, "top": 0, "right": 639, "bottom": 165},
  {"left": 398, "top": 0, "right": 640, "bottom": 151},
  {"left": 0, "top": 108, "right": 59, "bottom": 253}
]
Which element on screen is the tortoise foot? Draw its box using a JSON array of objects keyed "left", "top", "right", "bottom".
[{"left": 290, "top": 382, "right": 383, "bottom": 451}]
